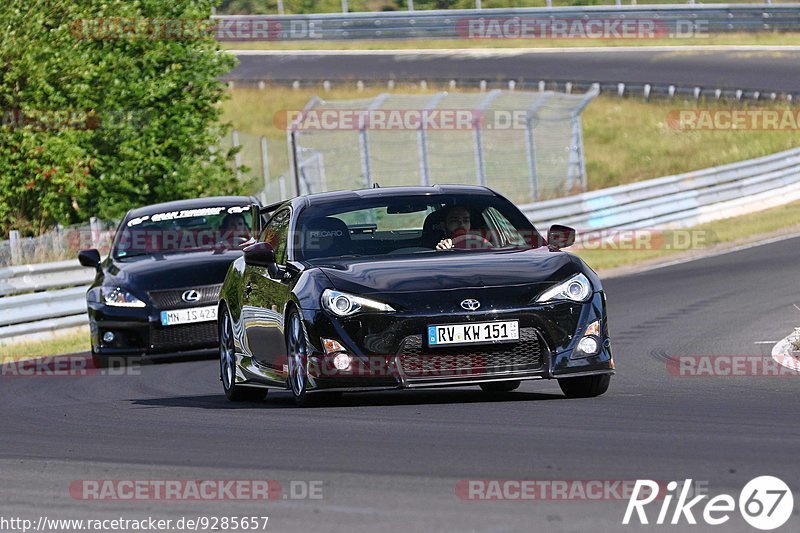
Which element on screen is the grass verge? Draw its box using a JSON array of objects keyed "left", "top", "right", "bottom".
[
  {"left": 0, "top": 328, "right": 90, "bottom": 363},
  {"left": 221, "top": 33, "right": 800, "bottom": 51},
  {"left": 574, "top": 199, "right": 800, "bottom": 273}
]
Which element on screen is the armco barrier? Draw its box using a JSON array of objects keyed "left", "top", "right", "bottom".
[
  {"left": 213, "top": 5, "right": 800, "bottom": 40},
  {"left": 2, "top": 146, "right": 800, "bottom": 341},
  {"left": 519, "top": 147, "right": 800, "bottom": 230},
  {"left": 0, "top": 260, "right": 94, "bottom": 343}
]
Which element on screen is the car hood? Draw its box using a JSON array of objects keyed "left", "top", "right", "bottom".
[
  {"left": 104, "top": 250, "right": 241, "bottom": 291},
  {"left": 316, "top": 248, "right": 581, "bottom": 308}
]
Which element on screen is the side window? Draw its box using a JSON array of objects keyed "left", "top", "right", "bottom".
[
  {"left": 259, "top": 209, "right": 291, "bottom": 264},
  {"left": 484, "top": 207, "right": 528, "bottom": 246}
]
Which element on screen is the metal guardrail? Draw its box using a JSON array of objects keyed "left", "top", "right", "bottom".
[
  {"left": 519, "top": 147, "right": 800, "bottom": 230},
  {"left": 3, "top": 146, "right": 800, "bottom": 342},
  {"left": 0, "top": 261, "right": 93, "bottom": 342},
  {"left": 0, "top": 260, "right": 94, "bottom": 297},
  {"left": 213, "top": 5, "right": 800, "bottom": 40}
]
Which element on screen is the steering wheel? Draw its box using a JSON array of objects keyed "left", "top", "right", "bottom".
[{"left": 452, "top": 233, "right": 493, "bottom": 250}]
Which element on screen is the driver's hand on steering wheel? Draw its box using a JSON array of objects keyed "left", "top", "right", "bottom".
[{"left": 436, "top": 238, "right": 453, "bottom": 250}]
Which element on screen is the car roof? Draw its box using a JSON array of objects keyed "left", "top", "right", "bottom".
[
  {"left": 296, "top": 185, "right": 496, "bottom": 207},
  {"left": 127, "top": 196, "right": 257, "bottom": 218}
]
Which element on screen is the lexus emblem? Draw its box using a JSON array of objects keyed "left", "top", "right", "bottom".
[
  {"left": 181, "top": 289, "right": 200, "bottom": 303},
  {"left": 460, "top": 299, "right": 481, "bottom": 311}
]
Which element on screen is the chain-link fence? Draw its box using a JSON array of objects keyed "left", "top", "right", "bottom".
[
  {"left": 0, "top": 219, "right": 116, "bottom": 267},
  {"left": 285, "top": 88, "right": 596, "bottom": 205}
]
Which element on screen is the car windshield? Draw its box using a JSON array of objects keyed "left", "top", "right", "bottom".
[
  {"left": 295, "top": 194, "right": 545, "bottom": 262},
  {"left": 113, "top": 204, "right": 253, "bottom": 259}
]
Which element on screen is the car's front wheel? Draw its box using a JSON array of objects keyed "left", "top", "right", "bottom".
[
  {"left": 286, "top": 309, "right": 314, "bottom": 407},
  {"left": 558, "top": 374, "right": 610, "bottom": 398},
  {"left": 220, "top": 307, "right": 267, "bottom": 402}
]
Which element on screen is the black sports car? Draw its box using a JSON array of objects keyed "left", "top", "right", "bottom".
[
  {"left": 78, "top": 196, "right": 260, "bottom": 367},
  {"left": 218, "top": 185, "right": 613, "bottom": 405}
]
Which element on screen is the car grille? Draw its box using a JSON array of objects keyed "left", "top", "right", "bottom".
[
  {"left": 150, "top": 322, "right": 218, "bottom": 350},
  {"left": 148, "top": 284, "right": 222, "bottom": 310},
  {"left": 396, "top": 327, "right": 543, "bottom": 379}
]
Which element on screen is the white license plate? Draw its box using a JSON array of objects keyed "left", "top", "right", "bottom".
[
  {"left": 428, "top": 320, "right": 519, "bottom": 346},
  {"left": 160, "top": 305, "right": 217, "bottom": 326}
]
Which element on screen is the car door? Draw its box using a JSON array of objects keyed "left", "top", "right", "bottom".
[{"left": 243, "top": 208, "right": 293, "bottom": 372}]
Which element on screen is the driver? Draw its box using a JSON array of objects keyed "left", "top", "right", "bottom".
[
  {"left": 219, "top": 213, "right": 250, "bottom": 244},
  {"left": 435, "top": 205, "right": 473, "bottom": 250}
]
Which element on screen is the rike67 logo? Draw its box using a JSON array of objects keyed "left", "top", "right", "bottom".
[{"left": 623, "top": 476, "right": 794, "bottom": 530}]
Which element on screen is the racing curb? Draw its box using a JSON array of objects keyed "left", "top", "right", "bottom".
[{"left": 771, "top": 333, "right": 800, "bottom": 372}]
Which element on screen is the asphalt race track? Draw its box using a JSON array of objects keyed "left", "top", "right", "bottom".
[
  {"left": 2, "top": 236, "right": 799, "bottom": 532},
  {"left": 227, "top": 48, "right": 800, "bottom": 93}
]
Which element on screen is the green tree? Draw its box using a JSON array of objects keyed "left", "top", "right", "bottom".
[{"left": 0, "top": 0, "right": 241, "bottom": 237}]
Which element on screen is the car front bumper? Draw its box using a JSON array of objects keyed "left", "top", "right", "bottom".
[
  {"left": 87, "top": 303, "right": 218, "bottom": 358},
  {"left": 300, "top": 291, "right": 614, "bottom": 391}
]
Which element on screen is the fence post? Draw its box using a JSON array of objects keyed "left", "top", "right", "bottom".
[
  {"left": 9, "top": 230, "right": 21, "bottom": 265},
  {"left": 341, "top": 0, "right": 348, "bottom": 13},
  {"left": 358, "top": 93, "right": 390, "bottom": 189},
  {"left": 525, "top": 93, "right": 552, "bottom": 201},
  {"left": 418, "top": 92, "right": 445, "bottom": 186},
  {"left": 232, "top": 129, "right": 242, "bottom": 181},
  {"left": 408, "top": 0, "right": 414, "bottom": 11},
  {"left": 90, "top": 217, "right": 101, "bottom": 250},
  {"left": 358, "top": 129, "right": 373, "bottom": 189},
  {"left": 260, "top": 136, "right": 270, "bottom": 199},
  {"left": 418, "top": 128, "right": 429, "bottom": 186},
  {"left": 473, "top": 128, "right": 486, "bottom": 187},
  {"left": 277, "top": 0, "right": 284, "bottom": 15},
  {"left": 287, "top": 129, "right": 301, "bottom": 196},
  {"left": 524, "top": 118, "right": 538, "bottom": 201},
  {"left": 473, "top": 90, "right": 501, "bottom": 187},
  {"left": 52, "top": 224, "right": 63, "bottom": 257}
]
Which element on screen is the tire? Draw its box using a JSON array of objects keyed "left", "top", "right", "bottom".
[
  {"left": 480, "top": 380, "right": 521, "bottom": 393},
  {"left": 558, "top": 374, "right": 611, "bottom": 398},
  {"left": 286, "top": 309, "right": 316, "bottom": 407},
  {"left": 220, "top": 306, "right": 268, "bottom": 402}
]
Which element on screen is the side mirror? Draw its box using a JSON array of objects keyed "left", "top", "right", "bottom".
[
  {"left": 547, "top": 225, "right": 576, "bottom": 250},
  {"left": 78, "top": 249, "right": 101, "bottom": 269},
  {"left": 244, "top": 242, "right": 280, "bottom": 279}
]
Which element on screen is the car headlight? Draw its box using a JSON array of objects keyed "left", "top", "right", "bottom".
[
  {"left": 102, "top": 286, "right": 146, "bottom": 308},
  {"left": 322, "top": 289, "right": 394, "bottom": 317},
  {"left": 535, "top": 273, "right": 592, "bottom": 303}
]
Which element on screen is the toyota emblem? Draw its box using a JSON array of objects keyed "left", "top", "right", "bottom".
[
  {"left": 460, "top": 299, "right": 481, "bottom": 311},
  {"left": 181, "top": 289, "right": 200, "bottom": 303}
]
